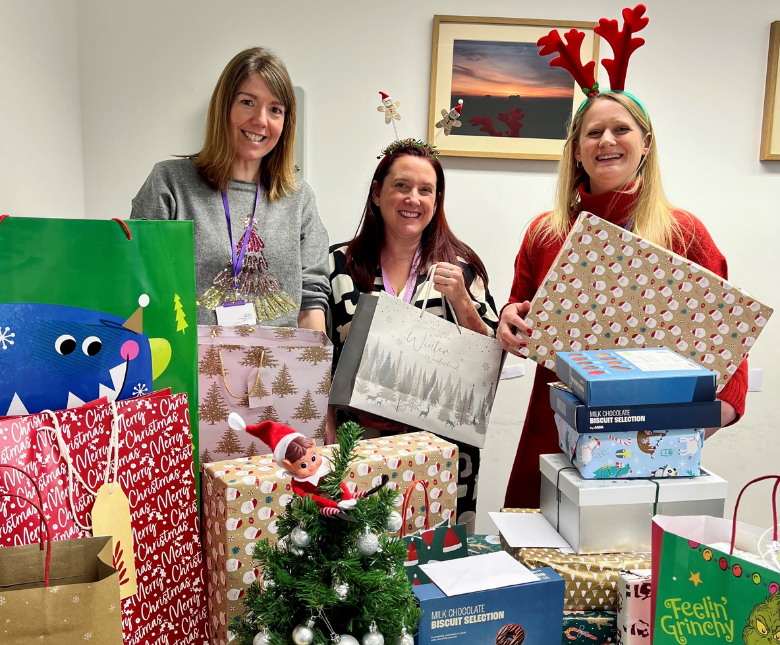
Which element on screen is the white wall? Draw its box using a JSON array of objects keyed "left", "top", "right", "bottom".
[
  {"left": 0, "top": 0, "right": 84, "bottom": 218},
  {"left": 13, "top": 0, "right": 779, "bottom": 528}
]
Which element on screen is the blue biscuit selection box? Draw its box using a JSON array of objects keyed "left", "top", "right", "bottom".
[
  {"left": 413, "top": 568, "right": 564, "bottom": 645},
  {"left": 554, "top": 348, "right": 716, "bottom": 407},
  {"left": 549, "top": 382, "right": 721, "bottom": 433}
]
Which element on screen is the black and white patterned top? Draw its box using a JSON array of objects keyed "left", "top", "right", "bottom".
[{"left": 327, "top": 243, "right": 499, "bottom": 370}]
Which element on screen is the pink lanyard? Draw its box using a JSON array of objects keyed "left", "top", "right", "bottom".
[{"left": 381, "top": 246, "right": 421, "bottom": 303}]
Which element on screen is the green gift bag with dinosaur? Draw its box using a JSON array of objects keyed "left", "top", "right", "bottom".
[
  {"left": 652, "top": 476, "right": 780, "bottom": 645},
  {"left": 0, "top": 216, "right": 198, "bottom": 452}
]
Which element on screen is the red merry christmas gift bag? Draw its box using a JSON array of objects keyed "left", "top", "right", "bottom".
[{"left": 0, "top": 392, "right": 210, "bottom": 645}]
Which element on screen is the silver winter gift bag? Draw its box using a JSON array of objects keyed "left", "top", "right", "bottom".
[{"left": 330, "top": 273, "right": 504, "bottom": 447}]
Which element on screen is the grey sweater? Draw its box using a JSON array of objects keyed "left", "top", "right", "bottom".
[{"left": 130, "top": 158, "right": 330, "bottom": 326}]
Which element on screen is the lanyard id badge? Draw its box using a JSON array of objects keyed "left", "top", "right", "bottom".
[{"left": 215, "top": 183, "right": 262, "bottom": 326}]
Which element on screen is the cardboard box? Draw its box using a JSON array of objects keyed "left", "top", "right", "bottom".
[
  {"left": 563, "top": 610, "right": 618, "bottom": 644},
  {"left": 521, "top": 212, "right": 773, "bottom": 394},
  {"left": 201, "top": 431, "right": 458, "bottom": 645},
  {"left": 540, "top": 454, "right": 726, "bottom": 553},
  {"left": 554, "top": 414, "right": 704, "bottom": 479},
  {"left": 549, "top": 382, "right": 721, "bottom": 433},
  {"left": 499, "top": 509, "right": 650, "bottom": 612},
  {"left": 616, "top": 570, "right": 652, "bottom": 644},
  {"left": 413, "top": 568, "right": 564, "bottom": 645},
  {"left": 555, "top": 348, "right": 716, "bottom": 407}
]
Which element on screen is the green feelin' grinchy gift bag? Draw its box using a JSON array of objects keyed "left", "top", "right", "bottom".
[{"left": 652, "top": 476, "right": 780, "bottom": 645}]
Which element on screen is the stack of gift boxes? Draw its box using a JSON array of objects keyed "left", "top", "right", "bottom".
[{"left": 495, "top": 347, "right": 729, "bottom": 645}]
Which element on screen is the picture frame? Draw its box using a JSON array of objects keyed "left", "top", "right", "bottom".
[
  {"left": 760, "top": 21, "right": 779, "bottom": 161},
  {"left": 428, "top": 15, "right": 600, "bottom": 161}
]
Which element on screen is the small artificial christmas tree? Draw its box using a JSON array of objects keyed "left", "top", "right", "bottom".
[{"left": 231, "top": 422, "right": 421, "bottom": 645}]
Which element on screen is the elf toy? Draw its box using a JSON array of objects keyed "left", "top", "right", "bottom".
[{"left": 228, "top": 413, "right": 385, "bottom": 520}]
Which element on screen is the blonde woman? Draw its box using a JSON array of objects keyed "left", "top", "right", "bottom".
[
  {"left": 131, "top": 47, "right": 329, "bottom": 330},
  {"left": 498, "top": 92, "right": 748, "bottom": 508}
]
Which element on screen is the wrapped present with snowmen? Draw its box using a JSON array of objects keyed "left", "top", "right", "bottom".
[{"left": 201, "top": 431, "right": 458, "bottom": 645}]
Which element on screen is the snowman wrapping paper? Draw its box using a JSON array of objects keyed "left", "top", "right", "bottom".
[
  {"left": 521, "top": 213, "right": 773, "bottom": 393},
  {"left": 200, "top": 431, "right": 458, "bottom": 645}
]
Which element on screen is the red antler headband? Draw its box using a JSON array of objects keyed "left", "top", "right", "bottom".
[{"left": 537, "top": 4, "right": 649, "bottom": 113}]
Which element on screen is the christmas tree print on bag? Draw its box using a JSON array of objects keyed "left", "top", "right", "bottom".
[{"left": 197, "top": 325, "right": 332, "bottom": 462}]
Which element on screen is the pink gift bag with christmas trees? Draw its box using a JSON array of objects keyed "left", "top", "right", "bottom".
[{"left": 197, "top": 325, "right": 333, "bottom": 465}]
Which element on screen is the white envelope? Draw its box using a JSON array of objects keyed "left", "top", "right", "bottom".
[
  {"left": 418, "top": 550, "right": 538, "bottom": 596},
  {"left": 488, "top": 512, "right": 573, "bottom": 550}
]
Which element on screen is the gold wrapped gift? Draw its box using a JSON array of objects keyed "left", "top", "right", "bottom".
[{"left": 499, "top": 509, "right": 650, "bottom": 611}]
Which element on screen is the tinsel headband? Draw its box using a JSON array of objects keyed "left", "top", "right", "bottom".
[
  {"left": 537, "top": 4, "right": 649, "bottom": 117},
  {"left": 379, "top": 138, "right": 439, "bottom": 161}
]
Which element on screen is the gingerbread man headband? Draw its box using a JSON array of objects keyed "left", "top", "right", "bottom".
[
  {"left": 376, "top": 91, "right": 465, "bottom": 160},
  {"left": 537, "top": 4, "right": 649, "bottom": 116}
]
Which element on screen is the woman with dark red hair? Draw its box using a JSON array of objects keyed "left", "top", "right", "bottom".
[{"left": 326, "top": 138, "right": 498, "bottom": 530}]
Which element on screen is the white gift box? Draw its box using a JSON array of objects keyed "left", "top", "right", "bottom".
[{"left": 539, "top": 453, "right": 727, "bottom": 554}]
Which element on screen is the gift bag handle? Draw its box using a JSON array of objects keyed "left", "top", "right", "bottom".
[
  {"left": 218, "top": 345, "right": 265, "bottom": 399},
  {"left": 0, "top": 492, "right": 51, "bottom": 586},
  {"left": 40, "top": 404, "right": 123, "bottom": 531},
  {"left": 0, "top": 464, "right": 45, "bottom": 549},
  {"left": 730, "top": 475, "right": 780, "bottom": 556},
  {"left": 400, "top": 478, "right": 430, "bottom": 538},
  {"left": 420, "top": 264, "right": 462, "bottom": 335}
]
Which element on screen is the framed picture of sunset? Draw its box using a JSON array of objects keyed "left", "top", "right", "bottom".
[{"left": 428, "top": 15, "right": 600, "bottom": 160}]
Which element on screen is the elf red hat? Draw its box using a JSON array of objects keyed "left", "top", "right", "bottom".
[
  {"left": 453, "top": 99, "right": 463, "bottom": 115},
  {"left": 379, "top": 91, "right": 390, "bottom": 100},
  {"left": 228, "top": 413, "right": 304, "bottom": 466}
]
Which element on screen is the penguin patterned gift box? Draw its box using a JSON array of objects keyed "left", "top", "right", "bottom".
[
  {"left": 201, "top": 431, "right": 458, "bottom": 645},
  {"left": 521, "top": 213, "right": 773, "bottom": 392}
]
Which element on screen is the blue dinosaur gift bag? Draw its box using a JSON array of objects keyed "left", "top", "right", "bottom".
[
  {"left": 652, "top": 476, "right": 780, "bottom": 644},
  {"left": 0, "top": 216, "right": 198, "bottom": 454}
]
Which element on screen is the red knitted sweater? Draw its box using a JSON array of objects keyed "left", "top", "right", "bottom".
[{"left": 503, "top": 184, "right": 748, "bottom": 509}]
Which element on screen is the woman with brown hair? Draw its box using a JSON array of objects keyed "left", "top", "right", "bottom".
[
  {"left": 327, "top": 139, "right": 499, "bottom": 529},
  {"left": 131, "top": 47, "right": 329, "bottom": 330}
]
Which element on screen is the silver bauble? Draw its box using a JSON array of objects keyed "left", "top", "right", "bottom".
[
  {"left": 356, "top": 528, "right": 380, "bottom": 556},
  {"left": 362, "top": 622, "right": 385, "bottom": 645},
  {"left": 291, "top": 526, "right": 312, "bottom": 548},
  {"left": 292, "top": 621, "right": 315, "bottom": 645},
  {"left": 262, "top": 576, "right": 275, "bottom": 590},
  {"left": 336, "top": 636, "right": 360, "bottom": 645},
  {"left": 253, "top": 629, "right": 271, "bottom": 645},
  {"left": 384, "top": 510, "right": 403, "bottom": 533},
  {"left": 333, "top": 580, "right": 350, "bottom": 600},
  {"left": 395, "top": 628, "right": 414, "bottom": 645}
]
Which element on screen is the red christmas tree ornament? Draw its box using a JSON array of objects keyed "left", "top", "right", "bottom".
[{"left": 537, "top": 4, "right": 649, "bottom": 97}]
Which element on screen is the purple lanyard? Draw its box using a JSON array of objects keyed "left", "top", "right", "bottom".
[
  {"left": 381, "top": 246, "right": 421, "bottom": 303},
  {"left": 221, "top": 183, "right": 262, "bottom": 290}
]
